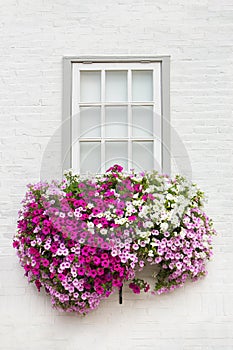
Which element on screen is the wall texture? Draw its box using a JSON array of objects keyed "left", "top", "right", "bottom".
[{"left": 0, "top": 0, "right": 233, "bottom": 349}]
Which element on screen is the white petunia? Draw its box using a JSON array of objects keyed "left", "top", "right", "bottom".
[
  {"left": 199, "top": 252, "right": 206, "bottom": 259},
  {"left": 160, "top": 222, "right": 169, "bottom": 231},
  {"left": 87, "top": 203, "right": 94, "bottom": 209},
  {"left": 87, "top": 222, "right": 94, "bottom": 228},
  {"left": 180, "top": 229, "right": 186, "bottom": 239},
  {"left": 166, "top": 193, "right": 174, "bottom": 201},
  {"left": 148, "top": 250, "right": 154, "bottom": 257},
  {"left": 100, "top": 228, "right": 108, "bottom": 235}
]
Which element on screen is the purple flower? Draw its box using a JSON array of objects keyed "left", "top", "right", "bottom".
[
  {"left": 77, "top": 267, "right": 85, "bottom": 276},
  {"left": 129, "top": 283, "right": 141, "bottom": 294},
  {"left": 101, "top": 260, "right": 109, "bottom": 268},
  {"left": 57, "top": 274, "right": 66, "bottom": 281}
]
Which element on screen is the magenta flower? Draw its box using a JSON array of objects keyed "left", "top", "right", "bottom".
[
  {"left": 128, "top": 215, "right": 137, "bottom": 221},
  {"left": 58, "top": 274, "right": 66, "bottom": 281},
  {"left": 101, "top": 260, "right": 109, "bottom": 268},
  {"left": 77, "top": 267, "right": 85, "bottom": 276},
  {"left": 35, "top": 280, "right": 42, "bottom": 292},
  {"left": 93, "top": 256, "right": 101, "bottom": 266},
  {"left": 41, "top": 258, "right": 49, "bottom": 267}
]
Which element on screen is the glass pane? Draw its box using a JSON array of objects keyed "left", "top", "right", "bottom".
[
  {"left": 80, "top": 107, "right": 101, "bottom": 138},
  {"left": 132, "top": 106, "right": 153, "bottom": 138},
  {"left": 80, "top": 142, "right": 101, "bottom": 174},
  {"left": 132, "top": 70, "right": 153, "bottom": 101},
  {"left": 105, "top": 142, "right": 128, "bottom": 171},
  {"left": 80, "top": 71, "right": 101, "bottom": 102},
  {"left": 105, "top": 106, "right": 128, "bottom": 138},
  {"left": 105, "top": 71, "right": 127, "bottom": 102},
  {"left": 132, "top": 142, "right": 154, "bottom": 172}
]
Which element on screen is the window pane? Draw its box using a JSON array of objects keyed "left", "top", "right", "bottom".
[
  {"left": 105, "top": 106, "right": 128, "bottom": 138},
  {"left": 132, "top": 142, "right": 153, "bottom": 171},
  {"left": 132, "top": 70, "right": 153, "bottom": 101},
  {"left": 132, "top": 106, "right": 153, "bottom": 138},
  {"left": 80, "top": 142, "right": 101, "bottom": 173},
  {"left": 80, "top": 71, "right": 101, "bottom": 102},
  {"left": 105, "top": 71, "right": 127, "bottom": 102},
  {"left": 80, "top": 107, "right": 101, "bottom": 138},
  {"left": 105, "top": 142, "right": 128, "bottom": 171}
]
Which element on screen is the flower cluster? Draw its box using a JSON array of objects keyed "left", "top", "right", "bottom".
[{"left": 13, "top": 165, "right": 216, "bottom": 314}]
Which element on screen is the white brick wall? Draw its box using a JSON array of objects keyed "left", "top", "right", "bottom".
[{"left": 0, "top": 0, "right": 233, "bottom": 349}]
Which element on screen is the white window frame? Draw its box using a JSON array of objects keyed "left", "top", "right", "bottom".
[{"left": 63, "top": 56, "right": 170, "bottom": 175}]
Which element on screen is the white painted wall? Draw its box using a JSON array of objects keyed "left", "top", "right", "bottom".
[{"left": 0, "top": 0, "right": 233, "bottom": 349}]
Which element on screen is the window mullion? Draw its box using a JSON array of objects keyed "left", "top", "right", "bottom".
[
  {"left": 128, "top": 69, "right": 132, "bottom": 172},
  {"left": 101, "top": 69, "right": 105, "bottom": 173},
  {"left": 72, "top": 65, "right": 80, "bottom": 172},
  {"left": 77, "top": 68, "right": 81, "bottom": 173},
  {"left": 153, "top": 65, "right": 162, "bottom": 171},
  {"left": 78, "top": 102, "right": 154, "bottom": 107}
]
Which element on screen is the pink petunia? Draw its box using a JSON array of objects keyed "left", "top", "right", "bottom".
[
  {"left": 101, "top": 260, "right": 109, "bottom": 268},
  {"left": 41, "top": 258, "right": 49, "bottom": 267},
  {"left": 77, "top": 267, "right": 85, "bottom": 276},
  {"left": 128, "top": 215, "right": 137, "bottom": 221},
  {"left": 57, "top": 273, "right": 66, "bottom": 281}
]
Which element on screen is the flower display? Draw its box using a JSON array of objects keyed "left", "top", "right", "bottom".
[{"left": 13, "top": 165, "right": 216, "bottom": 314}]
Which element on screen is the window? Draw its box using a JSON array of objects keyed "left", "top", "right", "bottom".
[{"left": 63, "top": 57, "right": 170, "bottom": 175}]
